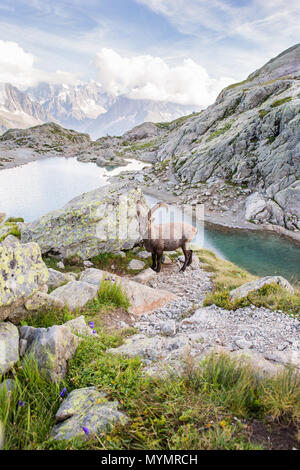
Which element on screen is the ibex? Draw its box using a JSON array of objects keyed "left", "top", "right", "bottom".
[{"left": 137, "top": 200, "right": 197, "bottom": 273}]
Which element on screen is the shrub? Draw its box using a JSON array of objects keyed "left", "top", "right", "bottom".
[
  {"left": 270, "top": 96, "right": 292, "bottom": 108},
  {"left": 96, "top": 277, "right": 130, "bottom": 310}
]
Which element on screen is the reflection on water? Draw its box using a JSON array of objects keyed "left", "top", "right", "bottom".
[
  {"left": 0, "top": 157, "right": 299, "bottom": 283},
  {"left": 0, "top": 157, "right": 147, "bottom": 222},
  {"left": 145, "top": 195, "right": 300, "bottom": 284}
]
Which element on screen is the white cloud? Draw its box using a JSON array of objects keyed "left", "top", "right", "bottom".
[
  {"left": 136, "top": 0, "right": 300, "bottom": 79},
  {"left": 95, "top": 48, "right": 233, "bottom": 106},
  {"left": 0, "top": 40, "right": 77, "bottom": 88}
]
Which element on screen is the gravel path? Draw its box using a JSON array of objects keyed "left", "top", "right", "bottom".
[{"left": 111, "top": 257, "right": 300, "bottom": 374}]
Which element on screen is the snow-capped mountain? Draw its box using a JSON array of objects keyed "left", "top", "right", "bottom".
[
  {"left": 0, "top": 81, "right": 201, "bottom": 139},
  {"left": 0, "top": 83, "right": 51, "bottom": 134},
  {"left": 86, "top": 95, "right": 199, "bottom": 138}
]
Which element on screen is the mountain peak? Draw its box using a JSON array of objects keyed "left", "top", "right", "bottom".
[{"left": 248, "top": 43, "right": 300, "bottom": 83}]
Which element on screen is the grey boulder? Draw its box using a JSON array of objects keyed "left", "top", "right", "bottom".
[{"left": 51, "top": 386, "right": 128, "bottom": 440}]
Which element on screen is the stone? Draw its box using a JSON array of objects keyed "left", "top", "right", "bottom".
[
  {"left": 108, "top": 334, "right": 167, "bottom": 361},
  {"left": 0, "top": 322, "right": 19, "bottom": 375},
  {"left": 137, "top": 251, "right": 151, "bottom": 259},
  {"left": 162, "top": 255, "right": 172, "bottom": 265},
  {"left": 51, "top": 386, "right": 128, "bottom": 440},
  {"left": 79, "top": 268, "right": 177, "bottom": 315},
  {"left": 47, "top": 268, "right": 69, "bottom": 290},
  {"left": 64, "top": 316, "right": 97, "bottom": 337},
  {"left": 133, "top": 268, "right": 157, "bottom": 284},
  {"left": 19, "top": 339, "right": 27, "bottom": 357},
  {"left": 235, "top": 339, "right": 253, "bottom": 350},
  {"left": 83, "top": 260, "right": 93, "bottom": 268},
  {"left": 19, "top": 324, "right": 81, "bottom": 382},
  {"left": 160, "top": 320, "right": 176, "bottom": 337},
  {"left": 114, "top": 251, "right": 126, "bottom": 258},
  {"left": 57, "top": 262, "right": 65, "bottom": 270},
  {"left": 49, "top": 281, "right": 98, "bottom": 311},
  {"left": 21, "top": 183, "right": 149, "bottom": 259},
  {"left": 181, "top": 308, "right": 210, "bottom": 325},
  {"left": 0, "top": 240, "right": 49, "bottom": 322},
  {"left": 0, "top": 379, "right": 16, "bottom": 395},
  {"left": 230, "top": 276, "right": 294, "bottom": 301},
  {"left": 128, "top": 259, "right": 145, "bottom": 270},
  {"left": 245, "top": 192, "right": 267, "bottom": 221},
  {"left": 24, "top": 291, "right": 65, "bottom": 311}
]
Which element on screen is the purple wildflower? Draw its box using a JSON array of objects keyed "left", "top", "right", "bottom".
[
  {"left": 60, "top": 387, "right": 67, "bottom": 398},
  {"left": 82, "top": 426, "right": 90, "bottom": 436},
  {"left": 18, "top": 401, "right": 26, "bottom": 407},
  {"left": 89, "top": 321, "right": 95, "bottom": 329},
  {"left": 93, "top": 330, "right": 97, "bottom": 335}
]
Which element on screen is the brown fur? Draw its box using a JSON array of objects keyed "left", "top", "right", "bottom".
[{"left": 137, "top": 200, "right": 197, "bottom": 273}]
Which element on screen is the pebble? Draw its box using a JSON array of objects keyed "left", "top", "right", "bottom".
[{"left": 131, "top": 260, "right": 300, "bottom": 370}]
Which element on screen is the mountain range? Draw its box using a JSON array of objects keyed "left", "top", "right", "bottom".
[{"left": 0, "top": 81, "right": 199, "bottom": 139}]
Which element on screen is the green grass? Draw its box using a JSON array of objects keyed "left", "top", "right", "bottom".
[
  {"left": 2, "top": 343, "right": 299, "bottom": 450},
  {"left": 19, "top": 307, "right": 76, "bottom": 328},
  {"left": 156, "top": 112, "right": 202, "bottom": 130},
  {"left": 270, "top": 96, "right": 292, "bottom": 108},
  {"left": 91, "top": 250, "right": 152, "bottom": 275},
  {"left": 196, "top": 249, "right": 300, "bottom": 317},
  {"left": 92, "top": 277, "right": 130, "bottom": 311},
  {"left": 207, "top": 122, "right": 233, "bottom": 142},
  {"left": 0, "top": 224, "right": 21, "bottom": 242},
  {"left": 5, "top": 217, "right": 24, "bottom": 223},
  {"left": 259, "top": 109, "right": 270, "bottom": 119},
  {"left": 225, "top": 78, "right": 251, "bottom": 91}
]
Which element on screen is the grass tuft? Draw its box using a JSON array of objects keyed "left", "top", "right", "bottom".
[{"left": 197, "top": 249, "right": 300, "bottom": 317}]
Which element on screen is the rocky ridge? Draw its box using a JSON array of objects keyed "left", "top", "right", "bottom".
[{"left": 94, "top": 45, "right": 300, "bottom": 234}]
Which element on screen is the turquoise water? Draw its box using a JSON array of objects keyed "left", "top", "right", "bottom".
[
  {"left": 0, "top": 157, "right": 299, "bottom": 283},
  {"left": 145, "top": 195, "right": 300, "bottom": 284}
]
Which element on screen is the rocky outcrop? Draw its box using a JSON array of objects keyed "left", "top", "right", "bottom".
[
  {"left": 49, "top": 281, "right": 98, "bottom": 311},
  {"left": 79, "top": 268, "right": 177, "bottom": 315},
  {"left": 47, "top": 268, "right": 76, "bottom": 290},
  {"left": 24, "top": 291, "right": 65, "bottom": 312},
  {"left": 229, "top": 276, "right": 294, "bottom": 301},
  {"left": 0, "top": 237, "right": 49, "bottom": 321},
  {"left": 51, "top": 386, "right": 128, "bottom": 440},
  {"left": 19, "top": 324, "right": 82, "bottom": 382},
  {"left": 21, "top": 183, "right": 149, "bottom": 259},
  {"left": 146, "top": 45, "right": 300, "bottom": 231},
  {"left": 0, "top": 322, "right": 19, "bottom": 374},
  {"left": 95, "top": 44, "right": 300, "bottom": 232}
]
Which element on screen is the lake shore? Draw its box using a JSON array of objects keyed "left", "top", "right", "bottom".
[{"left": 142, "top": 184, "right": 300, "bottom": 246}]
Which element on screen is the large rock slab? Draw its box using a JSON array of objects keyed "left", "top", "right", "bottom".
[
  {"left": 19, "top": 324, "right": 81, "bottom": 382},
  {"left": 0, "top": 238, "right": 49, "bottom": 321},
  {"left": 79, "top": 268, "right": 177, "bottom": 315},
  {"left": 0, "top": 322, "right": 19, "bottom": 375},
  {"left": 229, "top": 276, "right": 294, "bottom": 301},
  {"left": 24, "top": 291, "right": 65, "bottom": 311},
  {"left": 51, "top": 386, "right": 128, "bottom": 440},
  {"left": 21, "top": 183, "right": 149, "bottom": 259},
  {"left": 108, "top": 333, "right": 190, "bottom": 361},
  {"left": 245, "top": 192, "right": 267, "bottom": 221},
  {"left": 49, "top": 281, "right": 98, "bottom": 311}
]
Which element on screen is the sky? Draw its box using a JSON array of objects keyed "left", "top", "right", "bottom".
[{"left": 0, "top": 0, "right": 299, "bottom": 106}]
